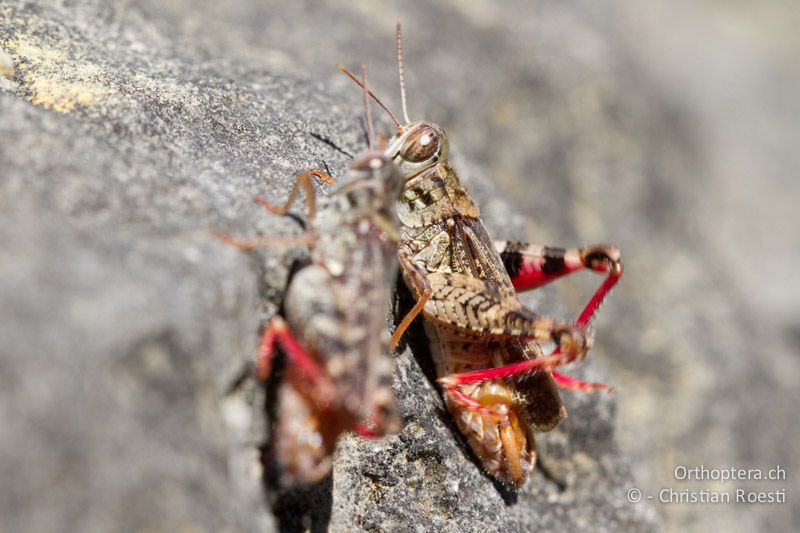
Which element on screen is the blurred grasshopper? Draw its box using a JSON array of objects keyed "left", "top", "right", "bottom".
[
  {"left": 215, "top": 67, "right": 404, "bottom": 484},
  {"left": 338, "top": 25, "right": 623, "bottom": 487}
]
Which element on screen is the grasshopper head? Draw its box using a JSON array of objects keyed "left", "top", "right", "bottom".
[
  {"left": 337, "top": 151, "right": 404, "bottom": 202},
  {"left": 386, "top": 121, "right": 449, "bottom": 180},
  {"left": 331, "top": 152, "right": 404, "bottom": 241}
]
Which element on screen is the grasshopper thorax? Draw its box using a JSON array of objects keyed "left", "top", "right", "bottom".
[{"left": 386, "top": 121, "right": 449, "bottom": 180}]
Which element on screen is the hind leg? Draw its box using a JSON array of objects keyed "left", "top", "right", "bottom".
[{"left": 495, "top": 242, "right": 623, "bottom": 326}]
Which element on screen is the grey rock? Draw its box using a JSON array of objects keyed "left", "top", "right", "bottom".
[{"left": 5, "top": 0, "right": 795, "bottom": 532}]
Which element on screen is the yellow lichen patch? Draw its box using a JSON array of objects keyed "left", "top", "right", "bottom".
[
  {"left": 11, "top": 38, "right": 67, "bottom": 64},
  {"left": 26, "top": 77, "right": 108, "bottom": 113},
  {"left": 4, "top": 37, "right": 114, "bottom": 114}
]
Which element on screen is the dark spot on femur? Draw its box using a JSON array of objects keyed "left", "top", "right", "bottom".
[
  {"left": 500, "top": 249, "right": 523, "bottom": 279},
  {"left": 541, "top": 246, "right": 566, "bottom": 275},
  {"left": 401, "top": 125, "right": 440, "bottom": 162}
]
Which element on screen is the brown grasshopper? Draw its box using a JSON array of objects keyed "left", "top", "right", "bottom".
[
  {"left": 215, "top": 67, "right": 404, "bottom": 484},
  {"left": 339, "top": 25, "right": 623, "bottom": 488}
]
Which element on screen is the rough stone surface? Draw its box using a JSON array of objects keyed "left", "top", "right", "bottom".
[{"left": 2, "top": 1, "right": 797, "bottom": 532}]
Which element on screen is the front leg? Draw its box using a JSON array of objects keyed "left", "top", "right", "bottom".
[
  {"left": 255, "top": 169, "right": 336, "bottom": 224},
  {"left": 211, "top": 230, "right": 315, "bottom": 252},
  {"left": 210, "top": 169, "right": 335, "bottom": 251}
]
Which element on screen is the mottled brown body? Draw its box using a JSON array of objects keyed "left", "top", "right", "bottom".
[
  {"left": 275, "top": 153, "right": 405, "bottom": 484},
  {"left": 386, "top": 124, "right": 567, "bottom": 487},
  {"left": 218, "top": 148, "right": 405, "bottom": 484},
  {"left": 340, "top": 23, "right": 622, "bottom": 489}
]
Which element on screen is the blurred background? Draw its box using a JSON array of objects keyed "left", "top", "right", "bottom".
[
  {"left": 167, "top": 0, "right": 800, "bottom": 529},
  {"left": 3, "top": 0, "right": 798, "bottom": 531},
  {"left": 169, "top": 1, "right": 799, "bottom": 528}
]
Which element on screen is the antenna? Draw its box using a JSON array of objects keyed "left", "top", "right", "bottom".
[
  {"left": 361, "top": 65, "right": 374, "bottom": 151},
  {"left": 396, "top": 22, "right": 410, "bottom": 124},
  {"left": 337, "top": 64, "right": 402, "bottom": 131}
]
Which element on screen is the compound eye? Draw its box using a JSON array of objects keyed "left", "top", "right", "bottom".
[
  {"left": 401, "top": 126, "right": 440, "bottom": 163},
  {"left": 352, "top": 154, "right": 388, "bottom": 172},
  {"left": 368, "top": 156, "right": 386, "bottom": 170}
]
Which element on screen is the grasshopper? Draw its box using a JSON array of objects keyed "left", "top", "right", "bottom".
[
  {"left": 339, "top": 25, "right": 623, "bottom": 488},
  {"left": 215, "top": 67, "right": 404, "bottom": 484}
]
